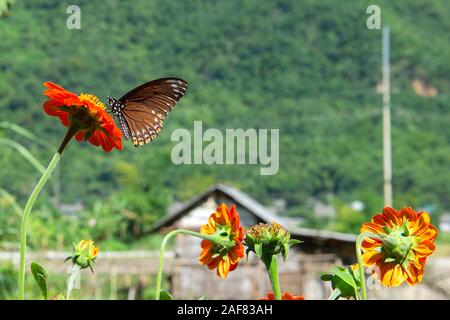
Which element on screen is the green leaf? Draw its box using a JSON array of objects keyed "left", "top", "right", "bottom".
[
  {"left": 320, "top": 273, "right": 333, "bottom": 281},
  {"left": 254, "top": 243, "right": 263, "bottom": 257},
  {"left": 333, "top": 267, "right": 357, "bottom": 289},
  {"left": 282, "top": 242, "right": 289, "bottom": 261},
  {"left": 288, "top": 239, "right": 302, "bottom": 247},
  {"left": 30, "top": 262, "right": 48, "bottom": 300},
  {"left": 321, "top": 265, "right": 361, "bottom": 300},
  {"left": 159, "top": 289, "right": 173, "bottom": 300}
]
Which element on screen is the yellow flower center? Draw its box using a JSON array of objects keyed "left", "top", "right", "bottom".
[
  {"left": 79, "top": 93, "right": 106, "bottom": 110},
  {"left": 246, "top": 222, "right": 288, "bottom": 242}
]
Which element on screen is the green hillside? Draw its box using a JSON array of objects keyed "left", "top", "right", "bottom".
[{"left": 0, "top": 0, "right": 448, "bottom": 243}]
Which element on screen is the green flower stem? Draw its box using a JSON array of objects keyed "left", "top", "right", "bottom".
[
  {"left": 265, "top": 255, "right": 281, "bottom": 300},
  {"left": 155, "top": 229, "right": 229, "bottom": 300},
  {"left": 355, "top": 232, "right": 380, "bottom": 300},
  {"left": 18, "top": 152, "right": 60, "bottom": 299},
  {"left": 18, "top": 126, "right": 76, "bottom": 300},
  {"left": 66, "top": 264, "right": 81, "bottom": 300}
]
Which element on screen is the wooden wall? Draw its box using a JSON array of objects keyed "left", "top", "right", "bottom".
[
  {"left": 170, "top": 234, "right": 340, "bottom": 299},
  {"left": 2, "top": 250, "right": 447, "bottom": 299}
]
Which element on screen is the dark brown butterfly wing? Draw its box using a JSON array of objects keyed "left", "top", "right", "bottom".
[{"left": 119, "top": 78, "right": 187, "bottom": 146}]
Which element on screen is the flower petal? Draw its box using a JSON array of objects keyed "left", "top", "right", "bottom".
[
  {"left": 411, "top": 211, "right": 431, "bottom": 236},
  {"left": 217, "top": 257, "right": 231, "bottom": 278},
  {"left": 361, "top": 222, "right": 385, "bottom": 234},
  {"left": 361, "top": 237, "right": 382, "bottom": 250},
  {"left": 372, "top": 213, "right": 390, "bottom": 227},
  {"left": 418, "top": 225, "right": 438, "bottom": 241},
  {"left": 413, "top": 240, "right": 435, "bottom": 257},
  {"left": 382, "top": 207, "right": 401, "bottom": 227},
  {"left": 362, "top": 251, "right": 383, "bottom": 266},
  {"left": 43, "top": 100, "right": 70, "bottom": 126},
  {"left": 380, "top": 263, "right": 405, "bottom": 287},
  {"left": 400, "top": 207, "right": 418, "bottom": 223}
]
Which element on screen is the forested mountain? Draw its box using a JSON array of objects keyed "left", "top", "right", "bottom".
[{"left": 0, "top": 0, "right": 448, "bottom": 240}]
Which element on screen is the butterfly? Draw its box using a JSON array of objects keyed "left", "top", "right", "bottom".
[{"left": 107, "top": 78, "right": 188, "bottom": 147}]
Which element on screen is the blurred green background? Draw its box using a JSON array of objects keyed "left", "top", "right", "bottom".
[{"left": 0, "top": 0, "right": 449, "bottom": 298}]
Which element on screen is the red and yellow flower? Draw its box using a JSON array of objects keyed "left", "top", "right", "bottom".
[
  {"left": 43, "top": 82, "right": 122, "bottom": 152},
  {"left": 199, "top": 204, "right": 245, "bottom": 278},
  {"left": 361, "top": 207, "right": 438, "bottom": 287},
  {"left": 260, "top": 292, "right": 304, "bottom": 300}
]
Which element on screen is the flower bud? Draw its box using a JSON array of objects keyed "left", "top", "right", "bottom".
[
  {"left": 245, "top": 222, "right": 301, "bottom": 261},
  {"left": 66, "top": 240, "right": 99, "bottom": 271}
]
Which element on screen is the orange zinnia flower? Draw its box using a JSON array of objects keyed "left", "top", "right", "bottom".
[
  {"left": 361, "top": 207, "right": 438, "bottom": 287},
  {"left": 43, "top": 82, "right": 122, "bottom": 152},
  {"left": 260, "top": 292, "right": 305, "bottom": 300},
  {"left": 199, "top": 204, "right": 245, "bottom": 278}
]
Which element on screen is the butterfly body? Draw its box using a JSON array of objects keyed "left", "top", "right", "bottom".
[
  {"left": 107, "top": 97, "right": 124, "bottom": 117},
  {"left": 107, "top": 78, "right": 187, "bottom": 147}
]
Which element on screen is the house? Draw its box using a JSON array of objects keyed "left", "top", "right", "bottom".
[{"left": 151, "top": 183, "right": 356, "bottom": 299}]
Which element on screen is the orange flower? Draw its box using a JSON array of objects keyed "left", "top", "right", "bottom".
[
  {"left": 260, "top": 292, "right": 305, "bottom": 300},
  {"left": 43, "top": 82, "right": 122, "bottom": 152},
  {"left": 361, "top": 207, "right": 438, "bottom": 287},
  {"left": 199, "top": 204, "right": 245, "bottom": 278}
]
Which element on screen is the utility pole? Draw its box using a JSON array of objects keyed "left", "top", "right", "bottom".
[{"left": 382, "top": 26, "right": 393, "bottom": 207}]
